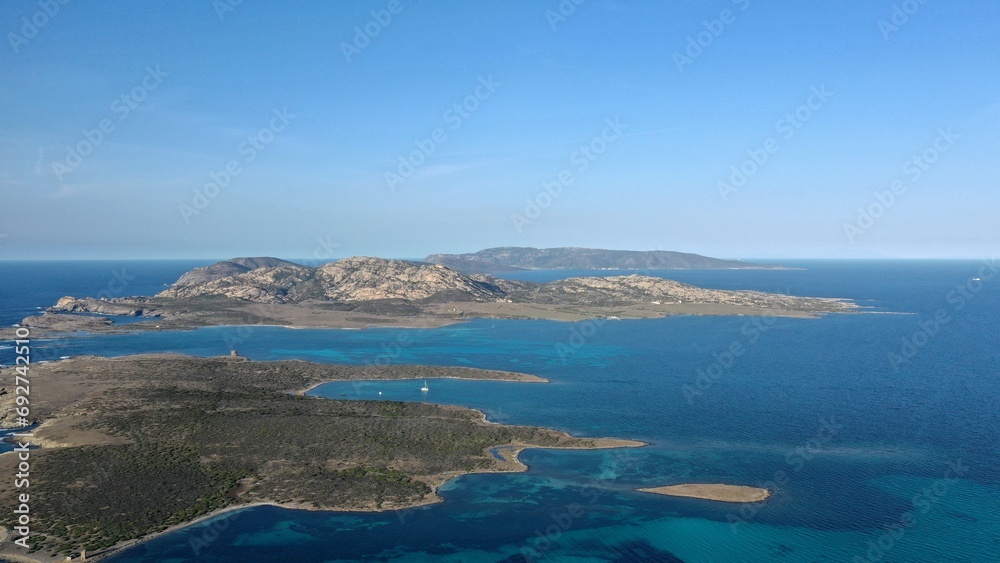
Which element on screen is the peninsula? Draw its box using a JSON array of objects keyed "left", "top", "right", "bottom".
[
  {"left": 0, "top": 355, "right": 643, "bottom": 560},
  {"left": 15, "top": 256, "right": 856, "bottom": 336}
]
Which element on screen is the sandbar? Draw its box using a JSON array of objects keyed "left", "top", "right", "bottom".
[{"left": 639, "top": 483, "right": 771, "bottom": 503}]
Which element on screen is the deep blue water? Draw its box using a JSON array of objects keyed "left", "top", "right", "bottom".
[
  {"left": 1, "top": 260, "right": 998, "bottom": 561},
  {"left": 0, "top": 260, "right": 215, "bottom": 328}
]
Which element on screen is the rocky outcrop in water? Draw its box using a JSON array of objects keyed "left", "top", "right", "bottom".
[
  {"left": 156, "top": 257, "right": 515, "bottom": 304},
  {"left": 50, "top": 296, "right": 149, "bottom": 316}
]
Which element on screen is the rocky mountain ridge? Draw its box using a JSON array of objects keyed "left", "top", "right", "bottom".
[
  {"left": 155, "top": 257, "right": 517, "bottom": 304},
  {"left": 174, "top": 257, "right": 305, "bottom": 286}
]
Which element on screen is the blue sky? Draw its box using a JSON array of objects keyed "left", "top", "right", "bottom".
[{"left": 1, "top": 0, "right": 997, "bottom": 260}]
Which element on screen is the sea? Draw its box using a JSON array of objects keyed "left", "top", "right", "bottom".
[{"left": 0, "top": 260, "right": 998, "bottom": 562}]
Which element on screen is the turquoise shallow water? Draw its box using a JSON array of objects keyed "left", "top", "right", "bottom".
[{"left": 2, "top": 260, "right": 998, "bottom": 561}]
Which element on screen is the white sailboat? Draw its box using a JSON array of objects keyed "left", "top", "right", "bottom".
[{"left": 420, "top": 380, "right": 429, "bottom": 392}]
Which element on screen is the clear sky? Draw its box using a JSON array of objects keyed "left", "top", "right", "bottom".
[{"left": 1, "top": 0, "right": 997, "bottom": 260}]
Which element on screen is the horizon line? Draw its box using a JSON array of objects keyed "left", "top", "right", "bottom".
[{"left": 0, "top": 256, "right": 995, "bottom": 263}]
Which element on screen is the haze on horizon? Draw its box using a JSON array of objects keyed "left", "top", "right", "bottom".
[{"left": 0, "top": 0, "right": 997, "bottom": 261}]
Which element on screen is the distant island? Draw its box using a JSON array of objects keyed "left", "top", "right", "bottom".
[
  {"left": 15, "top": 255, "right": 855, "bottom": 336},
  {"left": 425, "top": 246, "right": 784, "bottom": 274},
  {"left": 0, "top": 355, "right": 643, "bottom": 560}
]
